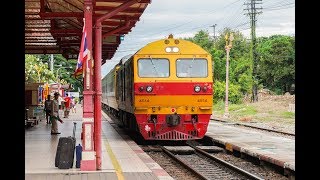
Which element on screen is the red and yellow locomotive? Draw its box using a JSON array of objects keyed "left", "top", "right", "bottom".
[{"left": 102, "top": 34, "right": 213, "bottom": 140}]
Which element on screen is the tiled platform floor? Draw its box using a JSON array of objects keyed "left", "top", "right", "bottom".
[{"left": 25, "top": 104, "right": 173, "bottom": 180}]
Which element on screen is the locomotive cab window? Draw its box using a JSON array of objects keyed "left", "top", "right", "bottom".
[
  {"left": 176, "top": 58, "right": 208, "bottom": 77},
  {"left": 138, "top": 58, "right": 169, "bottom": 77}
]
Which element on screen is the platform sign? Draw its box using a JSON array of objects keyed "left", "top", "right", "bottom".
[
  {"left": 38, "top": 86, "right": 43, "bottom": 104},
  {"left": 68, "top": 92, "right": 80, "bottom": 98},
  {"left": 102, "top": 35, "right": 117, "bottom": 44}
]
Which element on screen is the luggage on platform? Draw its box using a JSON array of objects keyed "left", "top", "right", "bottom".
[
  {"left": 75, "top": 144, "right": 82, "bottom": 168},
  {"left": 55, "top": 122, "right": 77, "bottom": 169}
]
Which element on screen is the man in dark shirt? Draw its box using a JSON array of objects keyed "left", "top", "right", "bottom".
[{"left": 44, "top": 95, "right": 52, "bottom": 124}]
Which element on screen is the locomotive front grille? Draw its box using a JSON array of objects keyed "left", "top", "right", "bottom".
[{"left": 148, "top": 130, "right": 197, "bottom": 140}]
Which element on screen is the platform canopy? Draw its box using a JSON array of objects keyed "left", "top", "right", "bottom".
[{"left": 25, "top": 0, "right": 150, "bottom": 64}]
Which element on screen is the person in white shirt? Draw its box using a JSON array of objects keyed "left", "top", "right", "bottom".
[
  {"left": 58, "top": 96, "right": 65, "bottom": 110},
  {"left": 50, "top": 92, "right": 64, "bottom": 134}
]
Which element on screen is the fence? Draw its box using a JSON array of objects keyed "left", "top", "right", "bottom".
[{"left": 288, "top": 104, "right": 295, "bottom": 113}]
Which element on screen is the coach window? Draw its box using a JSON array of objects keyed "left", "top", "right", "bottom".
[
  {"left": 176, "top": 58, "right": 208, "bottom": 77},
  {"left": 138, "top": 59, "right": 169, "bottom": 77}
]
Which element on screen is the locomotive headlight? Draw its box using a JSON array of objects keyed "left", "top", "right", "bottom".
[
  {"left": 165, "top": 47, "right": 179, "bottom": 53},
  {"left": 194, "top": 85, "right": 201, "bottom": 92},
  {"left": 172, "top": 47, "right": 179, "bottom": 52},
  {"left": 146, "top": 86, "right": 153, "bottom": 92},
  {"left": 165, "top": 47, "right": 172, "bottom": 52}
]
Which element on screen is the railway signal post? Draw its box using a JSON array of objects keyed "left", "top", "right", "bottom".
[{"left": 223, "top": 33, "right": 233, "bottom": 119}]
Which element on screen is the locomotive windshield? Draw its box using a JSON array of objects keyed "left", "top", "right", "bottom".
[
  {"left": 176, "top": 58, "right": 208, "bottom": 77},
  {"left": 138, "top": 58, "right": 169, "bottom": 77}
]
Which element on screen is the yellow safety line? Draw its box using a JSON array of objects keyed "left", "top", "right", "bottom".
[{"left": 105, "top": 139, "right": 125, "bottom": 180}]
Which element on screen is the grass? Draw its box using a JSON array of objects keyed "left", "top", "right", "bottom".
[
  {"left": 232, "top": 105, "right": 257, "bottom": 116},
  {"left": 212, "top": 100, "right": 224, "bottom": 113},
  {"left": 281, "top": 112, "right": 295, "bottom": 119},
  {"left": 213, "top": 101, "right": 258, "bottom": 117},
  {"left": 212, "top": 96, "right": 295, "bottom": 133},
  {"left": 212, "top": 100, "right": 295, "bottom": 123}
]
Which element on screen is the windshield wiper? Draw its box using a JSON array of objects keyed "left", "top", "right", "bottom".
[
  {"left": 149, "top": 56, "right": 159, "bottom": 76},
  {"left": 187, "top": 56, "right": 195, "bottom": 77}
]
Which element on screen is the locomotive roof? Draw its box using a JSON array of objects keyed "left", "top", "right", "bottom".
[{"left": 135, "top": 34, "right": 210, "bottom": 55}]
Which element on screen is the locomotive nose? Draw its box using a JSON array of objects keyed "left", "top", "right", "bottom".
[{"left": 166, "top": 113, "right": 181, "bottom": 126}]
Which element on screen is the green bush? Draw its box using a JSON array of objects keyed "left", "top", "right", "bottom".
[
  {"left": 213, "top": 100, "right": 224, "bottom": 112},
  {"left": 214, "top": 80, "right": 243, "bottom": 104}
]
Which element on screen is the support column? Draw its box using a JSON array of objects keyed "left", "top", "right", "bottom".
[
  {"left": 92, "top": 0, "right": 140, "bottom": 170},
  {"left": 94, "top": 21, "right": 102, "bottom": 170},
  {"left": 81, "top": 0, "right": 96, "bottom": 171}
]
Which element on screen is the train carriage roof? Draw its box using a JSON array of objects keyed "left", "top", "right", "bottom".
[{"left": 25, "top": 0, "right": 151, "bottom": 64}]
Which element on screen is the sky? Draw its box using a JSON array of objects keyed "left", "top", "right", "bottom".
[{"left": 101, "top": 0, "right": 295, "bottom": 77}]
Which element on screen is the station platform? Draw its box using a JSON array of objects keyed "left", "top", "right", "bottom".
[
  {"left": 206, "top": 120, "right": 295, "bottom": 173},
  {"left": 25, "top": 104, "right": 173, "bottom": 180}
]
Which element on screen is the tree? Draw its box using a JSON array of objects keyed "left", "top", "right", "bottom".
[
  {"left": 185, "top": 30, "right": 213, "bottom": 52},
  {"left": 185, "top": 28, "right": 252, "bottom": 103},
  {"left": 256, "top": 35, "right": 295, "bottom": 94},
  {"left": 184, "top": 29, "right": 295, "bottom": 100},
  {"left": 37, "top": 54, "right": 83, "bottom": 93},
  {"left": 25, "top": 55, "right": 55, "bottom": 83},
  {"left": 212, "top": 28, "right": 252, "bottom": 101}
]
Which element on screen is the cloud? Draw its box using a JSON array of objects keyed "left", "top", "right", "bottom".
[{"left": 101, "top": 0, "right": 294, "bottom": 75}]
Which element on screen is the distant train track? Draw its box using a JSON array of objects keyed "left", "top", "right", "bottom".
[{"left": 211, "top": 118, "right": 295, "bottom": 136}]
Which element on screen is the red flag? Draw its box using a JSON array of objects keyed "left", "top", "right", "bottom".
[{"left": 74, "top": 18, "right": 90, "bottom": 77}]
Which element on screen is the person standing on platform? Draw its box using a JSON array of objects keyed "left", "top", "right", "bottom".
[
  {"left": 64, "top": 93, "right": 71, "bottom": 118},
  {"left": 71, "top": 96, "right": 76, "bottom": 113},
  {"left": 44, "top": 95, "right": 52, "bottom": 124},
  {"left": 50, "top": 92, "right": 64, "bottom": 135},
  {"left": 58, "top": 95, "right": 64, "bottom": 110},
  {"left": 74, "top": 98, "right": 78, "bottom": 113},
  {"left": 58, "top": 95, "right": 65, "bottom": 118}
]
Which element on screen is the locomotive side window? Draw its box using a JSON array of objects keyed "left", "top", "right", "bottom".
[
  {"left": 176, "top": 58, "right": 208, "bottom": 77},
  {"left": 138, "top": 58, "right": 169, "bottom": 77}
]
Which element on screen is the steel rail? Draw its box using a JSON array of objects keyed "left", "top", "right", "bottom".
[
  {"left": 160, "top": 146, "right": 207, "bottom": 180},
  {"left": 186, "top": 142, "right": 264, "bottom": 180}
]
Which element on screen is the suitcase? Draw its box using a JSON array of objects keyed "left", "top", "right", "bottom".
[
  {"left": 55, "top": 122, "right": 77, "bottom": 169},
  {"left": 75, "top": 144, "right": 82, "bottom": 168}
]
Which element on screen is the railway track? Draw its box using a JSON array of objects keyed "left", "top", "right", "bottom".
[
  {"left": 158, "top": 144, "right": 264, "bottom": 180},
  {"left": 211, "top": 118, "right": 295, "bottom": 136},
  {"left": 104, "top": 109, "right": 286, "bottom": 179}
]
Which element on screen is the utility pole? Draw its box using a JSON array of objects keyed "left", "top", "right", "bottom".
[
  {"left": 210, "top": 24, "right": 217, "bottom": 44},
  {"left": 210, "top": 24, "right": 217, "bottom": 79},
  {"left": 244, "top": 0, "right": 262, "bottom": 102},
  {"left": 50, "top": 54, "right": 54, "bottom": 71},
  {"left": 223, "top": 33, "right": 234, "bottom": 119}
]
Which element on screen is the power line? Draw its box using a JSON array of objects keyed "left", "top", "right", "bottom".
[
  {"left": 264, "top": 5, "right": 294, "bottom": 11},
  {"left": 111, "top": 0, "right": 293, "bottom": 60},
  {"left": 114, "top": 0, "right": 248, "bottom": 52},
  {"left": 219, "top": 3, "right": 245, "bottom": 31},
  {"left": 263, "top": 0, "right": 293, "bottom": 8},
  {"left": 132, "top": 0, "right": 243, "bottom": 38}
]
